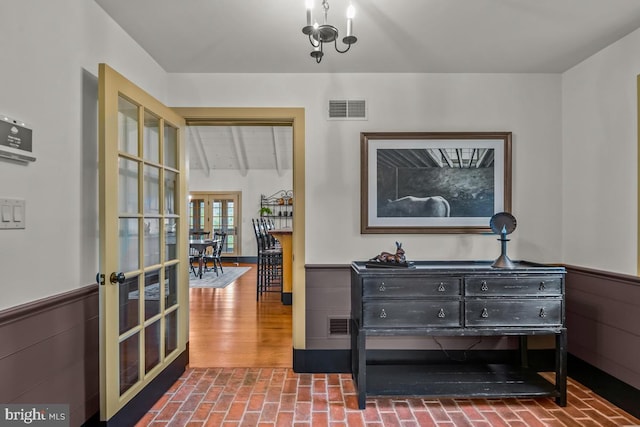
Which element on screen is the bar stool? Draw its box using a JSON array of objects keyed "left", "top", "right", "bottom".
[{"left": 252, "top": 218, "right": 282, "bottom": 300}]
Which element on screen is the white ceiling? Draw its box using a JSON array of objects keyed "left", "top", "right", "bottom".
[
  {"left": 95, "top": 0, "right": 640, "bottom": 171},
  {"left": 188, "top": 126, "right": 293, "bottom": 174},
  {"left": 96, "top": 0, "right": 640, "bottom": 74}
]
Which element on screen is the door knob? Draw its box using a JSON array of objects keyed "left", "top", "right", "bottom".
[
  {"left": 110, "top": 272, "right": 126, "bottom": 285},
  {"left": 96, "top": 273, "right": 105, "bottom": 286}
]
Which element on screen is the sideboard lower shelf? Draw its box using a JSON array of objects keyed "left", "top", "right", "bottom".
[{"left": 365, "top": 363, "right": 560, "bottom": 400}]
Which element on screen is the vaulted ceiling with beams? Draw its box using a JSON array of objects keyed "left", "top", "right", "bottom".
[{"left": 187, "top": 126, "right": 293, "bottom": 176}]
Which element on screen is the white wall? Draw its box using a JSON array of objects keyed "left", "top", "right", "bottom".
[
  {"left": 0, "top": 0, "right": 168, "bottom": 310},
  {"left": 189, "top": 168, "right": 293, "bottom": 256},
  {"left": 562, "top": 27, "right": 640, "bottom": 275},
  {"left": 169, "top": 73, "right": 563, "bottom": 265},
  {"left": 0, "top": 1, "right": 580, "bottom": 311}
]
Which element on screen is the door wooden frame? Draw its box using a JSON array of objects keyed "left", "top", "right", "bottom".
[{"left": 175, "top": 107, "right": 306, "bottom": 349}]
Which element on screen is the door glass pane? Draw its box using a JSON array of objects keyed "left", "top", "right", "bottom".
[
  {"left": 143, "top": 110, "right": 160, "bottom": 163},
  {"left": 144, "top": 218, "right": 160, "bottom": 267},
  {"left": 224, "top": 201, "right": 234, "bottom": 254},
  {"left": 119, "top": 333, "right": 139, "bottom": 395},
  {"left": 164, "top": 124, "right": 177, "bottom": 169},
  {"left": 119, "top": 219, "right": 139, "bottom": 273},
  {"left": 144, "top": 165, "right": 160, "bottom": 214},
  {"left": 119, "top": 274, "right": 140, "bottom": 335},
  {"left": 165, "top": 310, "right": 178, "bottom": 357},
  {"left": 164, "top": 170, "right": 177, "bottom": 215},
  {"left": 212, "top": 201, "right": 221, "bottom": 232},
  {"left": 165, "top": 265, "right": 177, "bottom": 308},
  {"left": 144, "top": 269, "right": 161, "bottom": 321},
  {"left": 145, "top": 321, "right": 160, "bottom": 374},
  {"left": 226, "top": 235, "right": 234, "bottom": 254},
  {"left": 119, "top": 158, "right": 139, "bottom": 214},
  {"left": 165, "top": 219, "right": 177, "bottom": 261},
  {"left": 189, "top": 199, "right": 205, "bottom": 232},
  {"left": 118, "top": 97, "right": 139, "bottom": 156},
  {"left": 211, "top": 197, "right": 236, "bottom": 254}
]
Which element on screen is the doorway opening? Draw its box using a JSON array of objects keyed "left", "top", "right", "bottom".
[{"left": 175, "top": 107, "right": 305, "bottom": 368}]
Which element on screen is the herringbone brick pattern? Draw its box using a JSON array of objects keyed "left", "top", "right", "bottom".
[{"left": 135, "top": 368, "right": 640, "bottom": 427}]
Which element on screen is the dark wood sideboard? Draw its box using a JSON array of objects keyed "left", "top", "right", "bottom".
[{"left": 350, "top": 260, "right": 567, "bottom": 410}]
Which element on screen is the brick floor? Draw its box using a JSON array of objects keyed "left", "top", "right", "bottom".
[{"left": 135, "top": 368, "right": 640, "bottom": 427}]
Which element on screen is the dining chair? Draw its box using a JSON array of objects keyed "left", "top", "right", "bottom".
[{"left": 188, "top": 247, "right": 200, "bottom": 277}]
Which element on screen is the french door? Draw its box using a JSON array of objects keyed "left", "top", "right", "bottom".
[
  {"left": 189, "top": 191, "right": 241, "bottom": 256},
  {"left": 98, "top": 64, "right": 188, "bottom": 422}
]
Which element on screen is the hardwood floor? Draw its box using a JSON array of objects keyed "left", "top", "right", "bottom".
[{"left": 188, "top": 263, "right": 293, "bottom": 368}]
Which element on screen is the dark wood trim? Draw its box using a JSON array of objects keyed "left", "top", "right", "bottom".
[
  {"left": 0, "top": 283, "right": 98, "bottom": 326},
  {"left": 293, "top": 349, "right": 351, "bottom": 373},
  {"left": 568, "top": 353, "right": 640, "bottom": 419},
  {"left": 97, "top": 350, "right": 188, "bottom": 427},
  {"left": 305, "top": 264, "right": 351, "bottom": 269},
  {"left": 281, "top": 292, "right": 292, "bottom": 305},
  {"left": 564, "top": 264, "right": 640, "bottom": 286}
]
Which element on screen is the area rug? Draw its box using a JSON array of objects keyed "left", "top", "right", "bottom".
[{"left": 189, "top": 266, "right": 251, "bottom": 289}]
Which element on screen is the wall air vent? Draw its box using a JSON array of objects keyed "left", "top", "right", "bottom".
[
  {"left": 328, "top": 100, "right": 367, "bottom": 120},
  {"left": 328, "top": 317, "right": 351, "bottom": 336}
]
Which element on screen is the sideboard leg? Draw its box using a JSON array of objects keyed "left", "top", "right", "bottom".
[
  {"left": 519, "top": 336, "right": 529, "bottom": 368},
  {"left": 357, "top": 328, "right": 367, "bottom": 409},
  {"left": 555, "top": 329, "right": 568, "bottom": 406}
]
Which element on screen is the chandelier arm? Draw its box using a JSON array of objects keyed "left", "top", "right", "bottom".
[
  {"left": 308, "top": 33, "right": 320, "bottom": 48},
  {"left": 333, "top": 39, "right": 352, "bottom": 54}
]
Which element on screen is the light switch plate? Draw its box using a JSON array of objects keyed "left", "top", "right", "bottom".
[{"left": 0, "top": 198, "right": 25, "bottom": 229}]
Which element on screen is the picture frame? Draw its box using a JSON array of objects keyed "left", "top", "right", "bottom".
[{"left": 361, "top": 132, "right": 512, "bottom": 234}]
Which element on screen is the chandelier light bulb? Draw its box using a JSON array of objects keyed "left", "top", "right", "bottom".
[
  {"left": 346, "top": 5, "right": 355, "bottom": 19},
  {"left": 346, "top": 5, "right": 355, "bottom": 37},
  {"left": 305, "top": 0, "right": 314, "bottom": 26}
]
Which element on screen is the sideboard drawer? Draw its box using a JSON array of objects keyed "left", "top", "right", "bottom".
[
  {"left": 465, "top": 299, "right": 562, "bottom": 327},
  {"left": 363, "top": 301, "right": 461, "bottom": 328},
  {"left": 465, "top": 276, "right": 562, "bottom": 297},
  {"left": 363, "top": 277, "right": 461, "bottom": 298}
]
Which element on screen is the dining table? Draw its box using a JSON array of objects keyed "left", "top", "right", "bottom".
[{"left": 189, "top": 238, "right": 219, "bottom": 279}]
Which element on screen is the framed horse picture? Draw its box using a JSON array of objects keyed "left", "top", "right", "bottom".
[{"left": 360, "top": 131, "right": 512, "bottom": 234}]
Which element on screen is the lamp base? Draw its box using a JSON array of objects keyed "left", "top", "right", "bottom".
[{"left": 492, "top": 253, "right": 515, "bottom": 269}]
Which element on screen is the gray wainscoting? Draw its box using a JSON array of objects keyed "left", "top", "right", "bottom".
[
  {"left": 565, "top": 265, "right": 640, "bottom": 389},
  {"left": 305, "top": 265, "right": 352, "bottom": 349},
  {"left": 0, "top": 285, "right": 99, "bottom": 426}
]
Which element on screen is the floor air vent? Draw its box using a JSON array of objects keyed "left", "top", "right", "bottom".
[
  {"left": 328, "top": 100, "right": 367, "bottom": 120},
  {"left": 328, "top": 317, "right": 351, "bottom": 336}
]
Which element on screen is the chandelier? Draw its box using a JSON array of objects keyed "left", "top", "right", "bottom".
[{"left": 302, "top": 0, "right": 357, "bottom": 63}]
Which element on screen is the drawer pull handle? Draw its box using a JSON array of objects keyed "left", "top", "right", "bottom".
[
  {"left": 539, "top": 308, "right": 546, "bottom": 318},
  {"left": 539, "top": 281, "right": 546, "bottom": 291},
  {"left": 438, "top": 283, "right": 446, "bottom": 292},
  {"left": 379, "top": 309, "right": 387, "bottom": 319},
  {"left": 481, "top": 308, "right": 489, "bottom": 318},
  {"left": 378, "top": 282, "right": 386, "bottom": 292},
  {"left": 438, "top": 308, "right": 446, "bottom": 318},
  {"left": 481, "top": 281, "right": 488, "bottom": 291}
]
